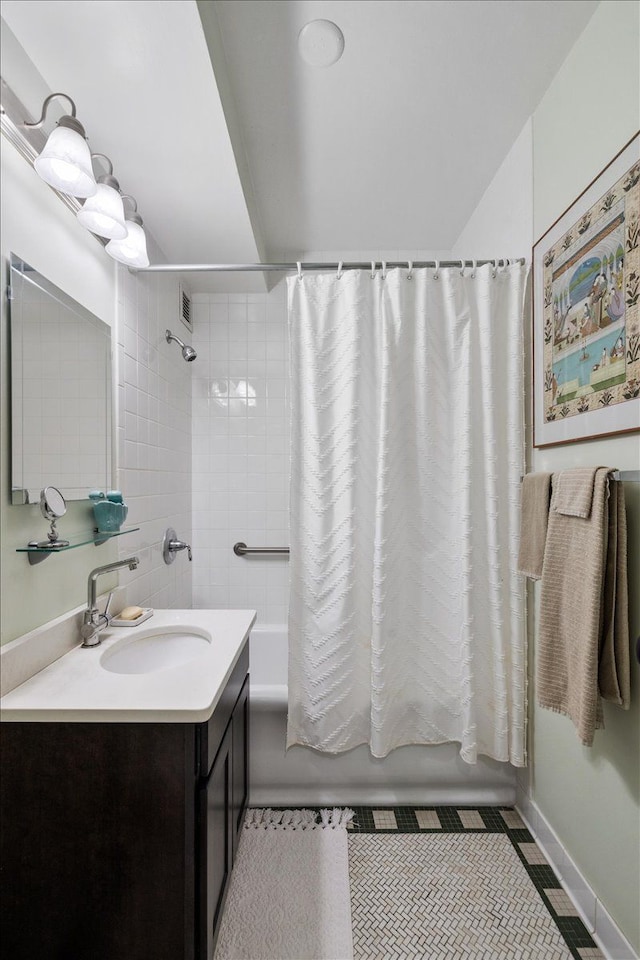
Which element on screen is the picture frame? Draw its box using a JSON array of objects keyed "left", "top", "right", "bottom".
[{"left": 532, "top": 133, "right": 640, "bottom": 448}]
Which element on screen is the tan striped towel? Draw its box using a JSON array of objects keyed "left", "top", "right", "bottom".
[
  {"left": 552, "top": 466, "right": 601, "bottom": 517},
  {"left": 537, "top": 467, "right": 630, "bottom": 746}
]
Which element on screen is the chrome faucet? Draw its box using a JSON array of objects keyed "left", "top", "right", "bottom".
[{"left": 81, "top": 557, "right": 139, "bottom": 647}]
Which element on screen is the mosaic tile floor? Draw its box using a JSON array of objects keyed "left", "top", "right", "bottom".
[{"left": 346, "top": 806, "right": 603, "bottom": 960}]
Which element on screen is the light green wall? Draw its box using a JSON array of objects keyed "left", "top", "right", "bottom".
[
  {"left": 531, "top": 0, "right": 640, "bottom": 951},
  {"left": 533, "top": 0, "right": 640, "bottom": 241},
  {"left": 1, "top": 137, "right": 118, "bottom": 644}
]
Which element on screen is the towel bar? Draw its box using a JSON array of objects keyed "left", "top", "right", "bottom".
[
  {"left": 615, "top": 470, "right": 640, "bottom": 482},
  {"left": 520, "top": 470, "right": 639, "bottom": 482}
]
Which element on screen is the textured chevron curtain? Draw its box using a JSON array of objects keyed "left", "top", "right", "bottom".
[{"left": 287, "top": 263, "right": 526, "bottom": 765}]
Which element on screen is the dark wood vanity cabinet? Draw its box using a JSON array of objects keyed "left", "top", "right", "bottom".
[
  {"left": 0, "top": 643, "right": 249, "bottom": 960},
  {"left": 198, "top": 671, "right": 249, "bottom": 960}
]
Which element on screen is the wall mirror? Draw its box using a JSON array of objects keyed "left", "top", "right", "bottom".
[{"left": 8, "top": 254, "right": 114, "bottom": 505}]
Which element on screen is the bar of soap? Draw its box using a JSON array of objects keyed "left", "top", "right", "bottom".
[{"left": 118, "top": 606, "right": 144, "bottom": 621}]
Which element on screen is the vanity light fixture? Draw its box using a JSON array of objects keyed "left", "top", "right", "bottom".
[
  {"left": 16, "top": 88, "right": 148, "bottom": 262},
  {"left": 24, "top": 93, "right": 97, "bottom": 198},
  {"left": 105, "top": 196, "right": 150, "bottom": 268},
  {"left": 77, "top": 154, "right": 127, "bottom": 240}
]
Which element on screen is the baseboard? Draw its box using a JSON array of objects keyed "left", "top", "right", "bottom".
[{"left": 516, "top": 785, "right": 638, "bottom": 960}]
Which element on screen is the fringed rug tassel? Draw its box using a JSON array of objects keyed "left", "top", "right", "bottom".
[{"left": 244, "top": 807, "right": 354, "bottom": 829}]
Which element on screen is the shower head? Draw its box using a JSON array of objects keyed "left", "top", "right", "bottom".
[{"left": 166, "top": 329, "right": 197, "bottom": 362}]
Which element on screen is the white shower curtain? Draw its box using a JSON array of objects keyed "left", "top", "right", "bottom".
[{"left": 287, "top": 264, "right": 526, "bottom": 765}]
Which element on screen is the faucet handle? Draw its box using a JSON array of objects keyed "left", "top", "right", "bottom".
[
  {"left": 187, "top": 545, "right": 192, "bottom": 561},
  {"left": 103, "top": 591, "right": 114, "bottom": 622}
]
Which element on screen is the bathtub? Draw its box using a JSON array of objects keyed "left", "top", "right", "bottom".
[{"left": 249, "top": 625, "right": 516, "bottom": 807}]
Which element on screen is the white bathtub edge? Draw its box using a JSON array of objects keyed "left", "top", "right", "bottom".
[
  {"left": 250, "top": 683, "right": 287, "bottom": 711},
  {"left": 250, "top": 784, "right": 517, "bottom": 806},
  {"left": 248, "top": 628, "right": 518, "bottom": 810}
]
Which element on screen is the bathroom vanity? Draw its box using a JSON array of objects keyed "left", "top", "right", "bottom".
[{"left": 0, "top": 609, "right": 255, "bottom": 960}]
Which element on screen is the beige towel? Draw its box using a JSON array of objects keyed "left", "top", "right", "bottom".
[
  {"left": 599, "top": 479, "right": 631, "bottom": 707},
  {"left": 518, "top": 472, "right": 552, "bottom": 579},
  {"left": 553, "top": 466, "right": 600, "bottom": 517},
  {"left": 537, "top": 467, "right": 630, "bottom": 746}
]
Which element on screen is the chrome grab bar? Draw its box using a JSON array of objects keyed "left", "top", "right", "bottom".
[{"left": 233, "top": 542, "right": 290, "bottom": 557}]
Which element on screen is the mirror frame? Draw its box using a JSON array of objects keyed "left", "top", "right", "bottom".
[{"left": 8, "top": 253, "right": 117, "bottom": 505}]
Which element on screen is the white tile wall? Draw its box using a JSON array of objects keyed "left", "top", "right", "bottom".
[
  {"left": 191, "top": 282, "right": 290, "bottom": 625},
  {"left": 114, "top": 261, "right": 192, "bottom": 611}
]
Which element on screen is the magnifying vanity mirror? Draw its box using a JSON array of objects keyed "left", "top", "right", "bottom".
[
  {"left": 8, "top": 255, "right": 114, "bottom": 505},
  {"left": 32, "top": 485, "right": 69, "bottom": 548}
]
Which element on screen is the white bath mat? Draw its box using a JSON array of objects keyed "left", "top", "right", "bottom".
[
  {"left": 349, "top": 833, "right": 572, "bottom": 959},
  {"left": 215, "top": 808, "right": 354, "bottom": 960}
]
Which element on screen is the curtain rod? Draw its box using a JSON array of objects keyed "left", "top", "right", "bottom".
[{"left": 136, "top": 258, "right": 526, "bottom": 273}]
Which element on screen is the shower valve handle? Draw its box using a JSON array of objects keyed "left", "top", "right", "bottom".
[{"left": 162, "top": 528, "right": 192, "bottom": 564}]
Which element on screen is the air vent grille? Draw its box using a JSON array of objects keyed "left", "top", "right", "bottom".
[{"left": 179, "top": 282, "right": 193, "bottom": 333}]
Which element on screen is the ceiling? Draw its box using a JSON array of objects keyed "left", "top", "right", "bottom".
[
  {"left": 208, "top": 0, "right": 600, "bottom": 256},
  {"left": 2, "top": 0, "right": 600, "bottom": 279},
  {"left": 1, "top": 0, "right": 264, "bottom": 290}
]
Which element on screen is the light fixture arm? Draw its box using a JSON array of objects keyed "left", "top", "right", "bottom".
[
  {"left": 120, "top": 194, "right": 143, "bottom": 226},
  {"left": 120, "top": 194, "right": 138, "bottom": 213},
  {"left": 90, "top": 153, "right": 114, "bottom": 176},
  {"left": 24, "top": 92, "right": 77, "bottom": 127},
  {"left": 24, "top": 93, "right": 86, "bottom": 137},
  {"left": 90, "top": 153, "right": 120, "bottom": 190}
]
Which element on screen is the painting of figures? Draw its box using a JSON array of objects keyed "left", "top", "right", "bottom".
[
  {"left": 550, "top": 214, "right": 626, "bottom": 405},
  {"left": 533, "top": 135, "right": 640, "bottom": 446}
]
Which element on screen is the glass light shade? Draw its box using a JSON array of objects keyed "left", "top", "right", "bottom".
[
  {"left": 77, "top": 183, "right": 127, "bottom": 239},
  {"left": 34, "top": 125, "right": 97, "bottom": 198},
  {"left": 105, "top": 220, "right": 149, "bottom": 268}
]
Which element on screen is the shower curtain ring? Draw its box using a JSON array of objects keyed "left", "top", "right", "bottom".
[
  {"left": 371, "top": 260, "right": 376, "bottom": 279},
  {"left": 491, "top": 259, "right": 498, "bottom": 278},
  {"left": 471, "top": 259, "right": 477, "bottom": 279},
  {"left": 297, "top": 261, "right": 303, "bottom": 281},
  {"left": 381, "top": 260, "right": 387, "bottom": 279},
  {"left": 433, "top": 259, "right": 440, "bottom": 280},
  {"left": 407, "top": 260, "right": 413, "bottom": 280},
  {"left": 459, "top": 259, "right": 465, "bottom": 277},
  {"left": 336, "top": 260, "right": 343, "bottom": 279}
]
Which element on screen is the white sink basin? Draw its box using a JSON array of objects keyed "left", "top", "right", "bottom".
[{"left": 100, "top": 627, "right": 211, "bottom": 675}]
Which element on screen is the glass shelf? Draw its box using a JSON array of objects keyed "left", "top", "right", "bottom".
[{"left": 17, "top": 527, "right": 140, "bottom": 565}]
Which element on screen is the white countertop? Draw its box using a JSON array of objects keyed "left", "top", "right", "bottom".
[{"left": 0, "top": 609, "right": 256, "bottom": 723}]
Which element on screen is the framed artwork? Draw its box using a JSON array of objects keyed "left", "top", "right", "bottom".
[{"left": 533, "top": 134, "right": 640, "bottom": 447}]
